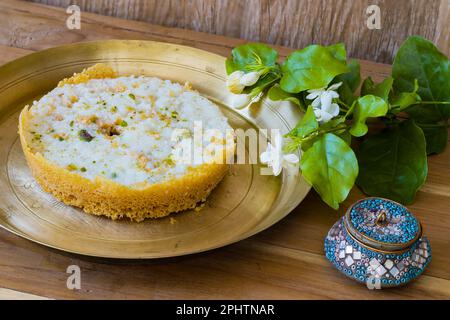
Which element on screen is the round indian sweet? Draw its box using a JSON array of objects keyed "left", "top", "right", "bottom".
[{"left": 19, "top": 64, "right": 234, "bottom": 221}]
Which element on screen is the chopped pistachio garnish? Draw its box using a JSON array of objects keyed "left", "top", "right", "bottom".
[
  {"left": 32, "top": 133, "right": 42, "bottom": 142},
  {"left": 162, "top": 157, "right": 175, "bottom": 167},
  {"left": 79, "top": 129, "right": 94, "bottom": 142},
  {"left": 67, "top": 164, "right": 78, "bottom": 171}
]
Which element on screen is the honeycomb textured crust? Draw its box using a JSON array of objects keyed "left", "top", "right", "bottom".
[{"left": 19, "top": 64, "right": 232, "bottom": 221}]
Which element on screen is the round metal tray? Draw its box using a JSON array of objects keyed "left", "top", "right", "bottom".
[{"left": 0, "top": 40, "right": 310, "bottom": 258}]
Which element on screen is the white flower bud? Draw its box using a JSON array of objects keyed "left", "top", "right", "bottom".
[
  {"left": 230, "top": 93, "right": 251, "bottom": 109},
  {"left": 226, "top": 71, "right": 245, "bottom": 94},
  {"left": 239, "top": 71, "right": 261, "bottom": 87}
]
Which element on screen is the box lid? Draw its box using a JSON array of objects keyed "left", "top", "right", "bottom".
[{"left": 344, "top": 197, "right": 421, "bottom": 252}]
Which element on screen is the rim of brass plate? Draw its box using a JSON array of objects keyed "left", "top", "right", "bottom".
[{"left": 0, "top": 39, "right": 311, "bottom": 259}]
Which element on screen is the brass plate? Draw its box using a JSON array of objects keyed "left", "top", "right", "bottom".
[{"left": 0, "top": 40, "right": 310, "bottom": 258}]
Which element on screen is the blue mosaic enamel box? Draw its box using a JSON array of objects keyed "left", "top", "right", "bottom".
[{"left": 324, "top": 197, "right": 431, "bottom": 288}]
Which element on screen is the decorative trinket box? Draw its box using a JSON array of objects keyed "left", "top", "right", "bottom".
[{"left": 324, "top": 197, "right": 431, "bottom": 288}]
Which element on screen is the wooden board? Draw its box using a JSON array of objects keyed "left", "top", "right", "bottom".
[
  {"left": 0, "top": 288, "right": 49, "bottom": 300},
  {"left": 0, "top": 0, "right": 449, "bottom": 299},
  {"left": 28, "top": 0, "right": 450, "bottom": 64}
]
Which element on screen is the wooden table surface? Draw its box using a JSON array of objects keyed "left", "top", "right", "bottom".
[{"left": 0, "top": 0, "right": 449, "bottom": 300}]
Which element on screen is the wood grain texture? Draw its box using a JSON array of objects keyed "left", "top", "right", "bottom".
[
  {"left": 27, "top": 0, "right": 450, "bottom": 63},
  {"left": 0, "top": 0, "right": 449, "bottom": 299},
  {"left": 0, "top": 288, "right": 49, "bottom": 300}
]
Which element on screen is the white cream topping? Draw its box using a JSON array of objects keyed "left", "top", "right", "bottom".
[{"left": 27, "top": 76, "right": 232, "bottom": 186}]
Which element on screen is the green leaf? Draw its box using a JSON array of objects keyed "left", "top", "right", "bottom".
[
  {"left": 407, "top": 104, "right": 446, "bottom": 123},
  {"left": 391, "top": 92, "right": 421, "bottom": 111},
  {"left": 350, "top": 95, "right": 388, "bottom": 137},
  {"left": 392, "top": 36, "right": 450, "bottom": 121},
  {"left": 361, "top": 76, "right": 393, "bottom": 102},
  {"left": 300, "top": 133, "right": 358, "bottom": 209},
  {"left": 326, "top": 43, "right": 347, "bottom": 62},
  {"left": 335, "top": 59, "right": 361, "bottom": 106},
  {"left": 226, "top": 43, "right": 278, "bottom": 74},
  {"left": 338, "top": 130, "right": 352, "bottom": 145},
  {"left": 338, "top": 82, "right": 357, "bottom": 106},
  {"left": 417, "top": 123, "right": 448, "bottom": 154},
  {"left": 289, "top": 105, "right": 318, "bottom": 138},
  {"left": 336, "top": 59, "right": 361, "bottom": 93},
  {"left": 390, "top": 79, "right": 421, "bottom": 113},
  {"left": 356, "top": 120, "right": 428, "bottom": 204},
  {"left": 267, "top": 84, "right": 302, "bottom": 107},
  {"left": 280, "top": 45, "right": 349, "bottom": 93}
]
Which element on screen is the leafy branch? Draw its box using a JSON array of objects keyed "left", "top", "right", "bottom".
[{"left": 225, "top": 36, "right": 449, "bottom": 209}]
